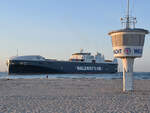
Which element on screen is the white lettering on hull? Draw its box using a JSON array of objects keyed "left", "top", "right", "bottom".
[{"left": 77, "top": 66, "right": 102, "bottom": 71}]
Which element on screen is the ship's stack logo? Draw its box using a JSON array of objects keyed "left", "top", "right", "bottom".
[{"left": 124, "top": 48, "right": 131, "bottom": 55}]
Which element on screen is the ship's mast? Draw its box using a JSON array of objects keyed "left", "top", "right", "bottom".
[{"left": 17, "top": 49, "right": 18, "bottom": 56}]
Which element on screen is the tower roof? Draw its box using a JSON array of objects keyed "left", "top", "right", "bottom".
[{"left": 108, "top": 28, "right": 149, "bottom": 35}]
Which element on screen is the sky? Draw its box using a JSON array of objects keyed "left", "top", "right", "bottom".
[{"left": 0, "top": 0, "right": 150, "bottom": 72}]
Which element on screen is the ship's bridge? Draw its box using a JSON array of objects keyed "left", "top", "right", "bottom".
[
  {"left": 70, "top": 53, "right": 94, "bottom": 62},
  {"left": 69, "top": 52, "right": 106, "bottom": 63}
]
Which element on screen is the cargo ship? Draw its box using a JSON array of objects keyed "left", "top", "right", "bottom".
[{"left": 7, "top": 51, "right": 118, "bottom": 74}]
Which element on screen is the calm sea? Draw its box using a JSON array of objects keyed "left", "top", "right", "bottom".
[{"left": 0, "top": 72, "right": 150, "bottom": 80}]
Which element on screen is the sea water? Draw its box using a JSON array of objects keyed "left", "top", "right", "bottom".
[{"left": 0, "top": 72, "right": 150, "bottom": 80}]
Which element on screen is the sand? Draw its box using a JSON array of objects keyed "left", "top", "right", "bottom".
[{"left": 0, "top": 78, "right": 150, "bottom": 113}]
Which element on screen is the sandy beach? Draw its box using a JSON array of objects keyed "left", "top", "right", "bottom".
[{"left": 0, "top": 78, "right": 150, "bottom": 113}]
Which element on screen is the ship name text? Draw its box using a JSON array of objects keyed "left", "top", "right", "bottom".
[{"left": 77, "top": 66, "right": 102, "bottom": 71}]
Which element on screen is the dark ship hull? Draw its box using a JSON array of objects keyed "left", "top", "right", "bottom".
[{"left": 8, "top": 60, "right": 118, "bottom": 74}]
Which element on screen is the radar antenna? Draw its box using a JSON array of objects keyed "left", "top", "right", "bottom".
[
  {"left": 121, "top": 0, "right": 137, "bottom": 29},
  {"left": 126, "top": 0, "right": 130, "bottom": 28}
]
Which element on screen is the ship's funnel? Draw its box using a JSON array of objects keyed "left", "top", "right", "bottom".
[{"left": 108, "top": 0, "right": 149, "bottom": 92}]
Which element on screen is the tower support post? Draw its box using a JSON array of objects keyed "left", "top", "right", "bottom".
[{"left": 122, "top": 58, "right": 134, "bottom": 92}]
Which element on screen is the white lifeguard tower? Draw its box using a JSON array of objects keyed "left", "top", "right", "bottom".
[{"left": 108, "top": 0, "right": 149, "bottom": 92}]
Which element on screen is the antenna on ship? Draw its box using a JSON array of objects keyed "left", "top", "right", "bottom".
[{"left": 17, "top": 49, "right": 18, "bottom": 56}]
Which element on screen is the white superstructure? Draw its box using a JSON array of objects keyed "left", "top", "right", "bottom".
[{"left": 70, "top": 51, "right": 117, "bottom": 63}]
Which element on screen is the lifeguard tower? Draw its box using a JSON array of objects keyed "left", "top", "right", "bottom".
[{"left": 108, "top": 0, "right": 149, "bottom": 91}]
